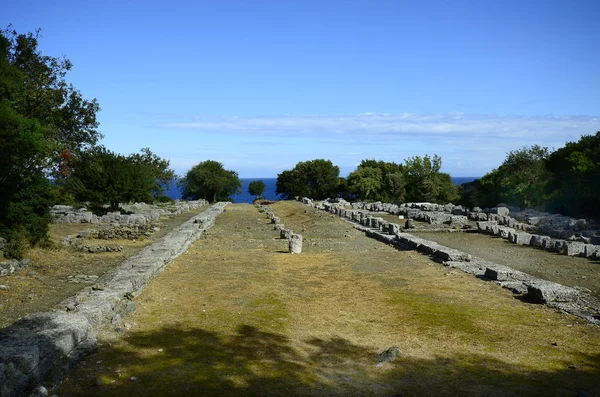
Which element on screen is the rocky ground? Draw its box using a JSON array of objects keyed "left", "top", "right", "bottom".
[
  {"left": 0, "top": 205, "right": 207, "bottom": 329},
  {"left": 59, "top": 201, "right": 600, "bottom": 397},
  {"left": 411, "top": 229, "right": 600, "bottom": 300}
]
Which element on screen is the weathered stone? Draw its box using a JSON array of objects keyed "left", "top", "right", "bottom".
[
  {"left": 526, "top": 281, "right": 579, "bottom": 303},
  {"left": 443, "top": 261, "right": 486, "bottom": 276},
  {"left": 495, "top": 281, "right": 528, "bottom": 294},
  {"left": 508, "top": 231, "right": 533, "bottom": 245},
  {"left": 494, "top": 206, "right": 510, "bottom": 216},
  {"left": 289, "top": 234, "right": 303, "bottom": 254},
  {"left": 497, "top": 226, "right": 512, "bottom": 239},
  {"left": 562, "top": 241, "right": 586, "bottom": 257},
  {"left": 449, "top": 215, "right": 468, "bottom": 226},
  {"left": 484, "top": 264, "right": 532, "bottom": 282},
  {"left": 0, "top": 312, "right": 96, "bottom": 397},
  {"left": 280, "top": 228, "right": 292, "bottom": 239},
  {"left": 405, "top": 219, "right": 415, "bottom": 229},
  {"left": 388, "top": 223, "right": 400, "bottom": 235},
  {"left": 477, "top": 221, "right": 497, "bottom": 232},
  {"left": 584, "top": 244, "right": 599, "bottom": 258},
  {"left": 433, "top": 247, "right": 471, "bottom": 262},
  {"left": 371, "top": 217, "right": 380, "bottom": 229}
]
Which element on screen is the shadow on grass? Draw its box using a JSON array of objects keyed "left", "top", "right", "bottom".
[{"left": 61, "top": 324, "right": 600, "bottom": 397}]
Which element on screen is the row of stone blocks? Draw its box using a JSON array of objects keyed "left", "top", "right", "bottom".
[
  {"left": 301, "top": 198, "right": 583, "bottom": 314},
  {"left": 477, "top": 221, "right": 600, "bottom": 258},
  {"left": 261, "top": 206, "right": 302, "bottom": 254},
  {"left": 338, "top": 199, "right": 542, "bottom": 232},
  {"left": 0, "top": 202, "right": 228, "bottom": 397}
]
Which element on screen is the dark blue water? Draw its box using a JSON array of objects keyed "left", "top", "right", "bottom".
[
  {"left": 231, "top": 178, "right": 281, "bottom": 203},
  {"left": 451, "top": 176, "right": 479, "bottom": 186},
  {"left": 166, "top": 178, "right": 281, "bottom": 203},
  {"left": 167, "top": 177, "right": 480, "bottom": 203}
]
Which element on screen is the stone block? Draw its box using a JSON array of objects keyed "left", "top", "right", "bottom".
[
  {"left": 443, "top": 261, "right": 486, "bottom": 276},
  {"left": 450, "top": 215, "right": 468, "bottom": 226},
  {"left": 497, "top": 226, "right": 512, "bottom": 239},
  {"left": 508, "top": 231, "right": 533, "bottom": 245},
  {"left": 433, "top": 247, "right": 471, "bottom": 262},
  {"left": 562, "top": 241, "right": 586, "bottom": 256},
  {"left": 477, "top": 221, "right": 497, "bottom": 232},
  {"left": 289, "top": 234, "right": 303, "bottom": 254},
  {"left": 371, "top": 218, "right": 380, "bottom": 229},
  {"left": 484, "top": 264, "right": 532, "bottom": 282},
  {"left": 494, "top": 281, "right": 528, "bottom": 294},
  {"left": 584, "top": 244, "right": 599, "bottom": 258},
  {"left": 526, "top": 281, "right": 579, "bottom": 303}
]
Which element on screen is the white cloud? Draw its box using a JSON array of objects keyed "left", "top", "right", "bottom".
[
  {"left": 160, "top": 113, "right": 599, "bottom": 144},
  {"left": 157, "top": 113, "right": 600, "bottom": 177}
]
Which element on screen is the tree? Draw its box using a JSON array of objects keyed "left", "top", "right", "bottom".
[
  {"left": 248, "top": 180, "right": 266, "bottom": 200},
  {"left": 347, "top": 159, "right": 405, "bottom": 203},
  {"left": 473, "top": 145, "right": 550, "bottom": 209},
  {"left": 276, "top": 159, "right": 341, "bottom": 200},
  {"left": 129, "top": 147, "right": 176, "bottom": 198},
  {"left": 348, "top": 167, "right": 382, "bottom": 200},
  {"left": 68, "top": 146, "right": 158, "bottom": 210},
  {"left": 403, "top": 155, "right": 458, "bottom": 203},
  {"left": 0, "top": 27, "right": 100, "bottom": 255},
  {"left": 180, "top": 160, "right": 241, "bottom": 202},
  {"left": 545, "top": 132, "right": 600, "bottom": 217}
]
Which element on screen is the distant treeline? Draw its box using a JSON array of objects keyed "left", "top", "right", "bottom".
[
  {"left": 460, "top": 131, "right": 600, "bottom": 218},
  {"left": 273, "top": 131, "right": 600, "bottom": 220},
  {"left": 275, "top": 155, "right": 459, "bottom": 204},
  {"left": 274, "top": 131, "right": 600, "bottom": 219}
]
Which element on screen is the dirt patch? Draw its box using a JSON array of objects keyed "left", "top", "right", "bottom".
[
  {"left": 411, "top": 230, "right": 600, "bottom": 299},
  {"left": 0, "top": 205, "right": 207, "bottom": 329},
  {"left": 59, "top": 201, "right": 600, "bottom": 396}
]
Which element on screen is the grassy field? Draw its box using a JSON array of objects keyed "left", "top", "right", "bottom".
[
  {"left": 59, "top": 202, "right": 600, "bottom": 396},
  {"left": 0, "top": 205, "right": 207, "bottom": 329}
]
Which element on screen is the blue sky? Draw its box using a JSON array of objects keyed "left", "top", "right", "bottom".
[{"left": 4, "top": 0, "right": 600, "bottom": 177}]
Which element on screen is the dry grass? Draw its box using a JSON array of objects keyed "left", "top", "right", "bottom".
[
  {"left": 0, "top": 205, "right": 207, "bottom": 329},
  {"left": 59, "top": 202, "right": 600, "bottom": 396}
]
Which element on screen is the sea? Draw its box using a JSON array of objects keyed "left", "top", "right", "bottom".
[{"left": 167, "top": 177, "right": 480, "bottom": 203}]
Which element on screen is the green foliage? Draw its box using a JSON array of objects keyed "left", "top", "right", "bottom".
[
  {"left": 461, "top": 135, "right": 600, "bottom": 218},
  {"left": 472, "top": 145, "right": 550, "bottom": 209},
  {"left": 180, "top": 160, "right": 241, "bottom": 202},
  {"left": 248, "top": 180, "right": 266, "bottom": 200},
  {"left": 0, "top": 26, "right": 101, "bottom": 254},
  {"left": 155, "top": 195, "right": 174, "bottom": 204},
  {"left": 545, "top": 131, "right": 600, "bottom": 217},
  {"left": 68, "top": 147, "right": 159, "bottom": 209},
  {"left": 457, "top": 180, "right": 480, "bottom": 209},
  {"left": 129, "top": 147, "right": 176, "bottom": 198},
  {"left": 347, "top": 159, "right": 406, "bottom": 203},
  {"left": 403, "top": 155, "right": 458, "bottom": 203},
  {"left": 1, "top": 27, "right": 101, "bottom": 173},
  {"left": 348, "top": 166, "right": 382, "bottom": 199},
  {"left": 276, "top": 159, "right": 341, "bottom": 200}
]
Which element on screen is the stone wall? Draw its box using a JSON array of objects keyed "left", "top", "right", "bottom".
[
  {"left": 301, "top": 197, "right": 599, "bottom": 326},
  {"left": 0, "top": 202, "right": 226, "bottom": 397},
  {"left": 50, "top": 200, "right": 208, "bottom": 224},
  {"left": 259, "top": 205, "right": 302, "bottom": 254},
  {"left": 321, "top": 199, "right": 600, "bottom": 259}
]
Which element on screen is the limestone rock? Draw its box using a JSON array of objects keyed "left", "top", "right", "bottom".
[{"left": 289, "top": 234, "right": 303, "bottom": 254}]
